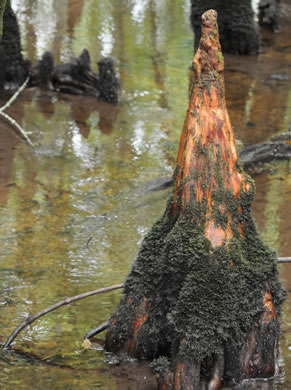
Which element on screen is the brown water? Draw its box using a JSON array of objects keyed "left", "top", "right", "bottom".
[{"left": 0, "top": 1, "right": 291, "bottom": 389}]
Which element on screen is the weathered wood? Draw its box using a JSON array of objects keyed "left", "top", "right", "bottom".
[{"left": 239, "top": 139, "right": 291, "bottom": 168}]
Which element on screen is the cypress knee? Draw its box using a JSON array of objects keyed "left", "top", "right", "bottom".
[{"left": 105, "top": 9, "right": 285, "bottom": 389}]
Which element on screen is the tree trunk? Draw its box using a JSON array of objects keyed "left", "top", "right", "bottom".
[
  {"left": 0, "top": 0, "right": 29, "bottom": 90},
  {"left": 105, "top": 10, "right": 285, "bottom": 390},
  {"left": 190, "top": 0, "right": 259, "bottom": 55},
  {"left": 259, "top": 0, "right": 281, "bottom": 32}
]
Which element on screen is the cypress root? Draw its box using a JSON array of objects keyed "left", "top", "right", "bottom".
[{"left": 105, "top": 9, "right": 285, "bottom": 389}]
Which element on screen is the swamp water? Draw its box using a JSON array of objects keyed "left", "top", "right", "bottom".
[{"left": 0, "top": 1, "right": 291, "bottom": 389}]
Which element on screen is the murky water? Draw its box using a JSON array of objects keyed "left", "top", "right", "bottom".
[{"left": 0, "top": 1, "right": 291, "bottom": 389}]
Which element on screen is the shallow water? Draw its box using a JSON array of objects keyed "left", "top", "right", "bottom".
[{"left": 0, "top": 1, "right": 291, "bottom": 389}]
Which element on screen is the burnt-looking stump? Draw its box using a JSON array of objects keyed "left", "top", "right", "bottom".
[{"left": 105, "top": 10, "right": 285, "bottom": 390}]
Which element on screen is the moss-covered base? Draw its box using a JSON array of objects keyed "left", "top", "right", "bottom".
[{"left": 105, "top": 178, "right": 285, "bottom": 386}]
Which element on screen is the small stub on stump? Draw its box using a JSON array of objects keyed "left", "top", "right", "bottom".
[{"left": 105, "top": 9, "right": 285, "bottom": 390}]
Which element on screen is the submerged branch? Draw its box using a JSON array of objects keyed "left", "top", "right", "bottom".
[
  {"left": 2, "top": 283, "right": 123, "bottom": 350},
  {"left": 84, "top": 320, "right": 110, "bottom": 340}
]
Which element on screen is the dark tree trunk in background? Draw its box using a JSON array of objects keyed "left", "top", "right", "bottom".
[
  {"left": 259, "top": 0, "right": 281, "bottom": 32},
  {"left": 191, "top": 0, "right": 260, "bottom": 55},
  {"left": 105, "top": 10, "right": 285, "bottom": 390},
  {"left": 0, "top": 0, "right": 29, "bottom": 89}
]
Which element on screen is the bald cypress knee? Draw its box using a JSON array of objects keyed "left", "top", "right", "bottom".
[{"left": 105, "top": 10, "right": 285, "bottom": 389}]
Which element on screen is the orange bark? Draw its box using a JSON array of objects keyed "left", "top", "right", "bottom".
[
  {"left": 105, "top": 9, "right": 284, "bottom": 390},
  {"left": 127, "top": 297, "right": 151, "bottom": 354},
  {"left": 262, "top": 290, "right": 276, "bottom": 324},
  {"left": 172, "top": 9, "right": 251, "bottom": 250}
]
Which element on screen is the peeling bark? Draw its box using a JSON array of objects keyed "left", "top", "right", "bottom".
[{"left": 105, "top": 10, "right": 285, "bottom": 389}]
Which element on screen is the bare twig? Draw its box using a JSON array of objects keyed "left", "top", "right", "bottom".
[
  {"left": 84, "top": 320, "right": 110, "bottom": 340},
  {"left": 0, "top": 110, "right": 34, "bottom": 147},
  {"left": 2, "top": 283, "right": 123, "bottom": 350},
  {"left": 86, "top": 236, "right": 93, "bottom": 252},
  {"left": 0, "top": 75, "right": 29, "bottom": 113},
  {"left": 0, "top": 75, "right": 34, "bottom": 147}
]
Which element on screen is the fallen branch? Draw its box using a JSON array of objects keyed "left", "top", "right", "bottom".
[
  {"left": 2, "top": 256, "right": 290, "bottom": 351},
  {"left": 278, "top": 257, "right": 291, "bottom": 263},
  {"left": 84, "top": 320, "right": 110, "bottom": 340},
  {"left": 2, "top": 283, "right": 123, "bottom": 350},
  {"left": 0, "top": 75, "right": 30, "bottom": 113},
  {"left": 0, "top": 75, "right": 34, "bottom": 147}
]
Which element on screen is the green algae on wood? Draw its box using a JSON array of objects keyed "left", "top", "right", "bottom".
[{"left": 105, "top": 9, "right": 285, "bottom": 390}]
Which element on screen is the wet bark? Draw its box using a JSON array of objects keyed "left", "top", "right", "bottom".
[
  {"left": 0, "top": 0, "right": 29, "bottom": 90},
  {"left": 190, "top": 0, "right": 259, "bottom": 55},
  {"left": 104, "top": 10, "right": 285, "bottom": 390}
]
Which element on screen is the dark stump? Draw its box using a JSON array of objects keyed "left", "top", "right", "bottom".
[{"left": 29, "top": 49, "right": 119, "bottom": 103}]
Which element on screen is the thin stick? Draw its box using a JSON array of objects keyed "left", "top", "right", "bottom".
[
  {"left": 2, "top": 283, "right": 123, "bottom": 350},
  {"left": 278, "top": 257, "right": 291, "bottom": 263},
  {"left": 84, "top": 320, "right": 109, "bottom": 340},
  {"left": 0, "top": 75, "right": 30, "bottom": 113},
  {"left": 86, "top": 236, "right": 93, "bottom": 252},
  {"left": 0, "top": 75, "right": 34, "bottom": 147},
  {"left": 0, "top": 111, "right": 34, "bottom": 147}
]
